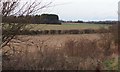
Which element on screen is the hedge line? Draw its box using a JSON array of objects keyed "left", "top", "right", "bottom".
[{"left": 5, "top": 29, "right": 109, "bottom": 35}]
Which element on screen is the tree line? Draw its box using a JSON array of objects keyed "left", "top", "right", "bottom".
[
  {"left": 2, "top": 14, "right": 61, "bottom": 24},
  {"left": 86, "top": 21, "right": 117, "bottom": 25},
  {"left": 60, "top": 20, "right": 117, "bottom": 25}
]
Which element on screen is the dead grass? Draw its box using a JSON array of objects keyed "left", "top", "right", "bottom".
[{"left": 2, "top": 34, "right": 118, "bottom": 70}]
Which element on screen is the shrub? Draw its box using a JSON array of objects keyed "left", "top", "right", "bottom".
[
  {"left": 63, "top": 38, "right": 102, "bottom": 59},
  {"left": 109, "top": 24, "right": 120, "bottom": 44},
  {"left": 96, "top": 27, "right": 109, "bottom": 33},
  {"left": 49, "top": 30, "right": 56, "bottom": 34},
  {"left": 69, "top": 30, "right": 79, "bottom": 34}
]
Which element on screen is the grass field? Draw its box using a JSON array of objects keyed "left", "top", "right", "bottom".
[{"left": 29, "top": 23, "right": 111, "bottom": 31}]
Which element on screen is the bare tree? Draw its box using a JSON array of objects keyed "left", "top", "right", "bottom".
[{"left": 1, "top": 0, "right": 52, "bottom": 48}]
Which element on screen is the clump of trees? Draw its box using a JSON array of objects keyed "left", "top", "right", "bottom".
[
  {"left": 109, "top": 23, "right": 120, "bottom": 45},
  {"left": 40, "top": 14, "right": 61, "bottom": 24},
  {"left": 2, "top": 14, "right": 61, "bottom": 24}
]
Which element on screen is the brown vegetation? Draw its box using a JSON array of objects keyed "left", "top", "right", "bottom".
[{"left": 2, "top": 34, "right": 118, "bottom": 70}]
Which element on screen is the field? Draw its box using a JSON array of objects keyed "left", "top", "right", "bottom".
[
  {"left": 29, "top": 23, "right": 110, "bottom": 31},
  {"left": 3, "top": 23, "right": 118, "bottom": 70},
  {"left": 3, "top": 34, "right": 118, "bottom": 70}
]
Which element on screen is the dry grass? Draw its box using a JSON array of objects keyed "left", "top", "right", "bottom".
[
  {"left": 62, "top": 34, "right": 118, "bottom": 70},
  {"left": 28, "top": 23, "right": 110, "bottom": 31},
  {"left": 2, "top": 34, "right": 118, "bottom": 70}
]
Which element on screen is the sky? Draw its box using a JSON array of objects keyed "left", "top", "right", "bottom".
[{"left": 33, "top": 0, "right": 120, "bottom": 21}]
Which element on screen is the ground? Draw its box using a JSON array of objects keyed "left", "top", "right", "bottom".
[
  {"left": 28, "top": 23, "right": 110, "bottom": 31},
  {"left": 2, "top": 23, "right": 118, "bottom": 70}
]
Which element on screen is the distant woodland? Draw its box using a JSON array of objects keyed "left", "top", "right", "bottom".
[
  {"left": 2, "top": 14, "right": 61, "bottom": 24},
  {"left": 2, "top": 13, "right": 117, "bottom": 25}
]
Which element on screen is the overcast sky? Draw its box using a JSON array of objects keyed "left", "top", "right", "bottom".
[{"left": 33, "top": 0, "right": 119, "bottom": 21}]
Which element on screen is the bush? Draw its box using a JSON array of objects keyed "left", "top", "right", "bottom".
[
  {"left": 2, "top": 44, "right": 66, "bottom": 70},
  {"left": 63, "top": 38, "right": 101, "bottom": 59},
  {"left": 96, "top": 27, "right": 109, "bottom": 33},
  {"left": 63, "top": 35, "right": 117, "bottom": 70},
  {"left": 84, "top": 29, "right": 93, "bottom": 34},
  {"left": 69, "top": 30, "right": 80, "bottom": 34},
  {"left": 109, "top": 24, "right": 120, "bottom": 45}
]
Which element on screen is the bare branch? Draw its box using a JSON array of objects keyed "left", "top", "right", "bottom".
[{"left": 1, "top": 0, "right": 53, "bottom": 48}]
